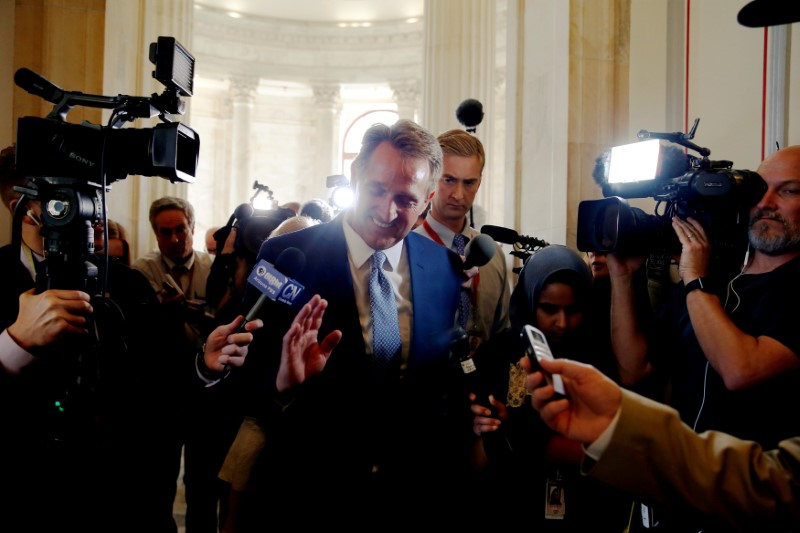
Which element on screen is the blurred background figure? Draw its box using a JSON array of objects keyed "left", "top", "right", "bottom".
[
  {"left": 299, "top": 198, "right": 334, "bottom": 223},
  {"left": 205, "top": 226, "right": 221, "bottom": 255},
  {"left": 585, "top": 251, "right": 608, "bottom": 279},
  {"left": 95, "top": 218, "right": 132, "bottom": 266},
  {"left": 132, "top": 196, "right": 218, "bottom": 533}
]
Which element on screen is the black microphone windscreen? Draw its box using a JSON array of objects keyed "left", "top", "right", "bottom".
[
  {"left": 15, "top": 68, "right": 64, "bottom": 104},
  {"left": 737, "top": 1, "right": 800, "bottom": 27},
  {"left": 480, "top": 225, "right": 520, "bottom": 245},
  {"left": 456, "top": 99, "right": 484, "bottom": 129},
  {"left": 463, "top": 234, "right": 496, "bottom": 269},
  {"left": 274, "top": 246, "right": 306, "bottom": 278}
]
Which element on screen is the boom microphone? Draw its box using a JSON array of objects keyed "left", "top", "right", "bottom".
[
  {"left": 456, "top": 98, "right": 484, "bottom": 133},
  {"left": 237, "top": 246, "right": 306, "bottom": 332},
  {"left": 463, "top": 233, "right": 496, "bottom": 269},
  {"left": 481, "top": 225, "right": 549, "bottom": 249}
]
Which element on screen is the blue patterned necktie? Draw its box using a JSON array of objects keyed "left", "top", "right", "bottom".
[
  {"left": 369, "top": 251, "right": 401, "bottom": 377},
  {"left": 453, "top": 233, "right": 472, "bottom": 330}
]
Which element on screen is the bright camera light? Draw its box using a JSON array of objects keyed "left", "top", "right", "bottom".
[
  {"left": 330, "top": 186, "right": 354, "bottom": 210},
  {"left": 608, "top": 139, "right": 661, "bottom": 183},
  {"left": 252, "top": 194, "right": 275, "bottom": 211}
]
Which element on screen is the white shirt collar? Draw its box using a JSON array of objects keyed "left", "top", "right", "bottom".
[{"left": 343, "top": 216, "right": 405, "bottom": 271}]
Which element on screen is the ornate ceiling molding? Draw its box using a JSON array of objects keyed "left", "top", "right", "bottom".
[{"left": 193, "top": 9, "right": 423, "bottom": 85}]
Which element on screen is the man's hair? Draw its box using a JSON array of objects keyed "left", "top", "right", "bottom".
[
  {"left": 437, "top": 129, "right": 486, "bottom": 174},
  {"left": 0, "top": 144, "right": 25, "bottom": 210},
  {"left": 350, "top": 119, "right": 443, "bottom": 195},
  {"left": 299, "top": 198, "right": 333, "bottom": 223},
  {"left": 148, "top": 196, "right": 196, "bottom": 232},
  {"left": 269, "top": 215, "right": 319, "bottom": 238}
]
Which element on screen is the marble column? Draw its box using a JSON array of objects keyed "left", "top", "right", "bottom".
[
  {"left": 229, "top": 75, "right": 259, "bottom": 210},
  {"left": 312, "top": 84, "right": 342, "bottom": 201},
  {"left": 103, "top": 0, "right": 194, "bottom": 258},
  {"left": 766, "top": 25, "right": 789, "bottom": 157},
  {"left": 391, "top": 80, "right": 420, "bottom": 122},
  {"left": 422, "top": 0, "right": 496, "bottom": 229}
]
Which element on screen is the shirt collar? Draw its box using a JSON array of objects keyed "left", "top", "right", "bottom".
[
  {"left": 343, "top": 216, "right": 405, "bottom": 271},
  {"left": 163, "top": 252, "right": 195, "bottom": 272}
]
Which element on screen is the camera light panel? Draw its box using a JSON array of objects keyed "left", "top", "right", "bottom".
[{"left": 607, "top": 139, "right": 661, "bottom": 184}]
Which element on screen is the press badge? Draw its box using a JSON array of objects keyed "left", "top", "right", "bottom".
[{"left": 545, "top": 472, "right": 566, "bottom": 520}]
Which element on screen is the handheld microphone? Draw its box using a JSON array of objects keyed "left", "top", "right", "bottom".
[
  {"left": 15, "top": 68, "right": 66, "bottom": 104},
  {"left": 462, "top": 233, "right": 496, "bottom": 269},
  {"left": 237, "top": 247, "right": 306, "bottom": 332}
]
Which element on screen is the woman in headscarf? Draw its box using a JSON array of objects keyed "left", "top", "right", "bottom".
[{"left": 467, "top": 244, "right": 631, "bottom": 531}]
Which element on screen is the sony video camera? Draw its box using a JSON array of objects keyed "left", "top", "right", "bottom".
[
  {"left": 15, "top": 36, "right": 199, "bottom": 185},
  {"left": 576, "top": 120, "right": 766, "bottom": 260},
  {"left": 13, "top": 36, "right": 200, "bottom": 292}
]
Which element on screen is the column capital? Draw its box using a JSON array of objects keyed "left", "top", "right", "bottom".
[
  {"left": 312, "top": 84, "right": 342, "bottom": 110},
  {"left": 391, "top": 80, "right": 420, "bottom": 106},
  {"left": 228, "top": 75, "right": 260, "bottom": 103}
]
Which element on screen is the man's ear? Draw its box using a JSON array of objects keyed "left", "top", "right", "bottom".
[{"left": 427, "top": 190, "right": 435, "bottom": 201}]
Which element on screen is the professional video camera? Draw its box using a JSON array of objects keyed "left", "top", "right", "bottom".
[
  {"left": 9, "top": 37, "right": 199, "bottom": 442},
  {"left": 576, "top": 119, "right": 766, "bottom": 261},
  {"left": 13, "top": 36, "right": 200, "bottom": 293},
  {"left": 213, "top": 181, "right": 295, "bottom": 261}
]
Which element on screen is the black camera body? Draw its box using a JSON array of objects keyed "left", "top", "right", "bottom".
[
  {"left": 16, "top": 117, "right": 198, "bottom": 185},
  {"left": 577, "top": 123, "right": 766, "bottom": 259}
]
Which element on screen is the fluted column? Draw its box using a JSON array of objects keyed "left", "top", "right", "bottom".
[
  {"left": 422, "top": 0, "right": 495, "bottom": 135},
  {"left": 103, "top": 0, "right": 194, "bottom": 258},
  {"left": 312, "top": 84, "right": 342, "bottom": 200},
  {"left": 391, "top": 80, "right": 420, "bottom": 122},
  {"left": 766, "top": 25, "right": 789, "bottom": 158},
  {"left": 229, "top": 75, "right": 259, "bottom": 209},
  {"left": 423, "top": 0, "right": 496, "bottom": 229}
]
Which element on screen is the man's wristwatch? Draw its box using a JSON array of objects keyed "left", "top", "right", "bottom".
[{"left": 684, "top": 276, "right": 711, "bottom": 295}]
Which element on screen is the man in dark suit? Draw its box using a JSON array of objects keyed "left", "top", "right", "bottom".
[{"left": 236, "top": 119, "right": 472, "bottom": 526}]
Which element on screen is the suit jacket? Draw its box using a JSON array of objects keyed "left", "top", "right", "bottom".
[
  {"left": 586, "top": 390, "right": 800, "bottom": 531},
  {"left": 413, "top": 220, "right": 512, "bottom": 344},
  {"left": 241, "top": 215, "right": 472, "bottom": 518}
]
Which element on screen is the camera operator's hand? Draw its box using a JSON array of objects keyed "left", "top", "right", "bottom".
[
  {"left": 672, "top": 216, "right": 711, "bottom": 283},
  {"left": 203, "top": 315, "right": 263, "bottom": 372},
  {"left": 606, "top": 251, "right": 646, "bottom": 278},
  {"left": 7, "top": 288, "right": 93, "bottom": 355}
]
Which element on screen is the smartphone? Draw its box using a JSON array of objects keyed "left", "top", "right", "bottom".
[{"left": 521, "top": 324, "right": 567, "bottom": 397}]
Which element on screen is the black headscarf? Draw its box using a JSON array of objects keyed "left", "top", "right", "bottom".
[{"left": 509, "top": 244, "right": 593, "bottom": 332}]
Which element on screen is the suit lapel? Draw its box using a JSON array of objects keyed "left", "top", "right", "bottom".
[{"left": 405, "top": 233, "right": 458, "bottom": 371}]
